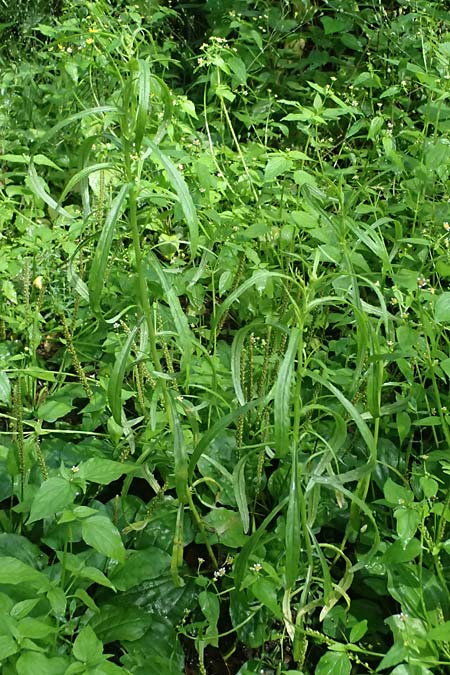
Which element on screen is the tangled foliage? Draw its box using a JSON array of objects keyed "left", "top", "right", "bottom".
[{"left": 1, "top": 1, "right": 450, "bottom": 674}]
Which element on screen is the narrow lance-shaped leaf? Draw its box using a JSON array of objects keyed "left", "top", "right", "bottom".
[
  {"left": 88, "top": 183, "right": 130, "bottom": 314},
  {"left": 211, "top": 271, "right": 290, "bottom": 344},
  {"left": 151, "top": 75, "right": 173, "bottom": 145},
  {"left": 231, "top": 323, "right": 265, "bottom": 406},
  {"left": 233, "top": 456, "right": 250, "bottom": 534},
  {"left": 58, "top": 162, "right": 114, "bottom": 206},
  {"left": 143, "top": 140, "right": 198, "bottom": 257},
  {"left": 28, "top": 163, "right": 74, "bottom": 220},
  {"left": 171, "top": 502, "right": 185, "bottom": 587},
  {"left": 36, "top": 105, "right": 119, "bottom": 147},
  {"left": 149, "top": 253, "right": 194, "bottom": 361},
  {"left": 274, "top": 328, "right": 300, "bottom": 457},
  {"left": 67, "top": 236, "right": 93, "bottom": 303},
  {"left": 307, "top": 371, "right": 376, "bottom": 461},
  {"left": 234, "top": 497, "right": 288, "bottom": 591},
  {"left": 188, "top": 398, "right": 263, "bottom": 481},
  {"left": 168, "top": 391, "right": 188, "bottom": 504},
  {"left": 285, "top": 443, "right": 301, "bottom": 589},
  {"left": 135, "top": 59, "right": 151, "bottom": 153},
  {"left": 108, "top": 318, "right": 143, "bottom": 425}
]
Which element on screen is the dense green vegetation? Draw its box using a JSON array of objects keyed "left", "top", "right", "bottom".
[{"left": 1, "top": 0, "right": 450, "bottom": 673}]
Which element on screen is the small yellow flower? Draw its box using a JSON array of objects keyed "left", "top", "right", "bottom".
[
  {"left": 33, "top": 275, "right": 43, "bottom": 290},
  {"left": 444, "top": 221, "right": 450, "bottom": 231},
  {"left": 88, "top": 27, "right": 98, "bottom": 33},
  {"left": 86, "top": 38, "right": 94, "bottom": 45}
]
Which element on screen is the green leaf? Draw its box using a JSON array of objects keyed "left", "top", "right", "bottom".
[
  {"left": 233, "top": 456, "right": 250, "bottom": 534},
  {"left": 384, "top": 478, "right": 413, "bottom": 505},
  {"left": 420, "top": 476, "right": 438, "bottom": 498},
  {"left": 228, "top": 55, "right": 247, "bottom": 84},
  {"left": 17, "top": 616, "right": 57, "bottom": 639},
  {"left": 204, "top": 508, "right": 246, "bottom": 547},
  {"left": 107, "top": 318, "right": 142, "bottom": 425},
  {"left": 199, "top": 590, "right": 220, "bottom": 645},
  {"left": 293, "top": 169, "right": 317, "bottom": 187},
  {"left": 90, "top": 604, "right": 151, "bottom": 642},
  {"left": 382, "top": 538, "right": 421, "bottom": 564},
  {"left": 110, "top": 547, "right": 170, "bottom": 591},
  {"left": 285, "top": 443, "right": 301, "bottom": 589},
  {"left": 394, "top": 507, "right": 421, "bottom": 543},
  {"left": 143, "top": 141, "right": 198, "bottom": 257},
  {"left": 427, "top": 621, "right": 450, "bottom": 641},
  {"left": 77, "top": 457, "right": 136, "bottom": 485},
  {"left": 148, "top": 254, "right": 194, "bottom": 362},
  {"left": 251, "top": 577, "right": 282, "bottom": 619},
  {"left": 0, "top": 634, "right": 18, "bottom": 660},
  {"left": 435, "top": 292, "right": 450, "bottom": 324},
  {"left": 2, "top": 279, "right": 17, "bottom": 303},
  {"left": 135, "top": 59, "right": 151, "bottom": 153},
  {"left": 16, "top": 652, "right": 56, "bottom": 675},
  {"left": 0, "top": 557, "right": 50, "bottom": 590},
  {"left": 315, "top": 651, "right": 351, "bottom": 675},
  {"left": 349, "top": 619, "right": 368, "bottom": 643},
  {"left": 274, "top": 328, "right": 300, "bottom": 457},
  {"left": 59, "top": 162, "right": 113, "bottom": 205},
  {"left": 199, "top": 590, "right": 220, "bottom": 625},
  {"left": 81, "top": 515, "right": 126, "bottom": 562},
  {"left": 264, "top": 156, "right": 292, "bottom": 182},
  {"left": 88, "top": 183, "right": 131, "bottom": 314},
  {"left": 10, "top": 598, "right": 40, "bottom": 619},
  {"left": 37, "top": 106, "right": 119, "bottom": 146},
  {"left": 37, "top": 398, "right": 73, "bottom": 423},
  {"left": 27, "top": 163, "right": 74, "bottom": 220},
  {"left": 168, "top": 392, "right": 188, "bottom": 504},
  {"left": 389, "top": 665, "right": 433, "bottom": 675},
  {"left": 234, "top": 497, "right": 288, "bottom": 590},
  {"left": 80, "top": 566, "right": 116, "bottom": 590},
  {"left": 72, "top": 626, "right": 103, "bottom": 664},
  {"left": 28, "top": 477, "right": 78, "bottom": 523},
  {"left": 47, "top": 586, "right": 67, "bottom": 616},
  {"left": 188, "top": 398, "right": 262, "bottom": 480},
  {"left": 215, "top": 83, "right": 235, "bottom": 101},
  {"left": 0, "top": 372, "right": 11, "bottom": 404}
]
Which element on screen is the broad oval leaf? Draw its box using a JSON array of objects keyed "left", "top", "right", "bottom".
[
  {"left": 28, "top": 477, "right": 78, "bottom": 524},
  {"left": 81, "top": 515, "right": 126, "bottom": 562}
]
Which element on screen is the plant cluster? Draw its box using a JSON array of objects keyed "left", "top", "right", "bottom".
[{"left": 1, "top": 0, "right": 450, "bottom": 673}]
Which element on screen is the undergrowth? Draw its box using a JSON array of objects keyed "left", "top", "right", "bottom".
[{"left": 1, "top": 1, "right": 450, "bottom": 674}]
